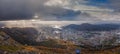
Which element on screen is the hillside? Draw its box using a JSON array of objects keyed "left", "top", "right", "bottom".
[{"left": 0, "top": 27, "right": 120, "bottom": 54}]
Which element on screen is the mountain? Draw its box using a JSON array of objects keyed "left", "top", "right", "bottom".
[
  {"left": 1, "top": 25, "right": 120, "bottom": 54},
  {"left": 0, "top": 27, "right": 77, "bottom": 54},
  {"left": 0, "top": 27, "right": 39, "bottom": 45},
  {"left": 1, "top": 23, "right": 119, "bottom": 46},
  {"left": 0, "top": 28, "right": 39, "bottom": 54},
  {"left": 63, "top": 23, "right": 120, "bottom": 31}
]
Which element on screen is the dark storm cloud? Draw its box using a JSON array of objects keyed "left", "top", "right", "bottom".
[
  {"left": 0, "top": 0, "right": 34, "bottom": 20},
  {"left": 0, "top": 0, "right": 81, "bottom": 21},
  {"left": 38, "top": 6, "right": 81, "bottom": 20},
  {"left": 0, "top": 0, "right": 119, "bottom": 21}
]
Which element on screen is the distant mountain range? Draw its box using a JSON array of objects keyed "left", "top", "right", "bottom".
[{"left": 63, "top": 23, "right": 120, "bottom": 31}]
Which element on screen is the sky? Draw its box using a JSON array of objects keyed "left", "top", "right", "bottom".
[{"left": 0, "top": 0, "right": 120, "bottom": 22}]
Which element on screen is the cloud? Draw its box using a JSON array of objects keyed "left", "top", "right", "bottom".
[
  {"left": 0, "top": 0, "right": 34, "bottom": 20},
  {"left": 39, "top": 0, "right": 114, "bottom": 21},
  {"left": 84, "top": 0, "right": 120, "bottom": 12},
  {"left": 0, "top": 0, "right": 119, "bottom": 21},
  {"left": 0, "top": 0, "right": 82, "bottom": 21},
  {"left": 109, "top": 0, "right": 120, "bottom": 12}
]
